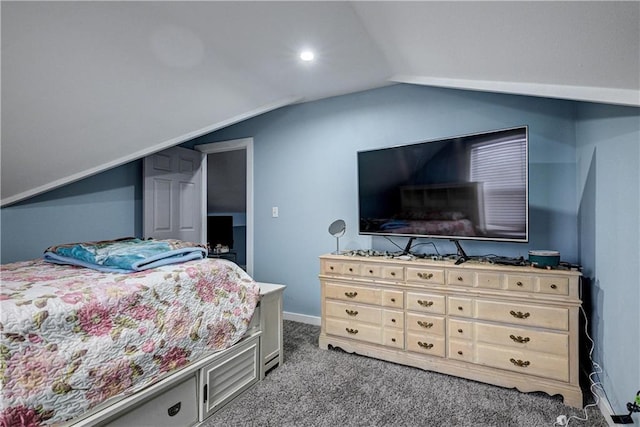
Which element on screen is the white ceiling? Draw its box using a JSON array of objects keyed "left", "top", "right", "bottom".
[{"left": 2, "top": 1, "right": 639, "bottom": 206}]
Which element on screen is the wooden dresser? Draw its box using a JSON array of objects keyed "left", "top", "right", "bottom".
[{"left": 318, "top": 254, "right": 583, "bottom": 408}]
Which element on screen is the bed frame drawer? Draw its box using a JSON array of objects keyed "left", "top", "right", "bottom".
[
  {"left": 199, "top": 334, "right": 260, "bottom": 421},
  {"left": 104, "top": 376, "right": 198, "bottom": 427}
]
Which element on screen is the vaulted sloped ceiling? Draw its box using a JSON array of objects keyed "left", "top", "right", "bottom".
[{"left": 2, "top": 1, "right": 638, "bottom": 206}]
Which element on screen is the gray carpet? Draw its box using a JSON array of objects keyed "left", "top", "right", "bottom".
[{"left": 203, "top": 321, "right": 607, "bottom": 426}]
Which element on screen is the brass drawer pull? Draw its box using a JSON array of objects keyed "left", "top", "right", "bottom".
[
  {"left": 345, "top": 328, "right": 359, "bottom": 335},
  {"left": 457, "top": 328, "right": 463, "bottom": 333},
  {"left": 329, "top": 266, "right": 335, "bottom": 270},
  {"left": 348, "top": 268, "right": 354, "bottom": 272},
  {"left": 550, "top": 284, "right": 557, "bottom": 289},
  {"left": 345, "top": 292, "right": 358, "bottom": 298},
  {"left": 368, "top": 269, "right": 374, "bottom": 274},
  {"left": 417, "top": 300, "right": 434, "bottom": 307},
  {"left": 457, "top": 350, "right": 463, "bottom": 355},
  {"left": 509, "top": 334, "right": 530, "bottom": 343},
  {"left": 516, "top": 281, "right": 523, "bottom": 287},
  {"left": 390, "top": 298, "right": 396, "bottom": 303},
  {"left": 418, "top": 341, "right": 434, "bottom": 349},
  {"left": 390, "top": 272, "right": 396, "bottom": 276},
  {"left": 417, "top": 321, "right": 433, "bottom": 329},
  {"left": 510, "top": 310, "right": 530, "bottom": 319},
  {"left": 391, "top": 318, "right": 396, "bottom": 323},
  {"left": 391, "top": 338, "right": 396, "bottom": 342},
  {"left": 509, "top": 358, "right": 530, "bottom": 368},
  {"left": 417, "top": 272, "right": 434, "bottom": 280},
  {"left": 345, "top": 309, "right": 358, "bottom": 316},
  {"left": 457, "top": 276, "right": 463, "bottom": 281}
]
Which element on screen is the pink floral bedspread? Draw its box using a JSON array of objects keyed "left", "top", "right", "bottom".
[{"left": 0, "top": 258, "right": 260, "bottom": 426}]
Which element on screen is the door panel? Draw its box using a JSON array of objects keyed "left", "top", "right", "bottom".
[{"left": 144, "top": 146, "right": 205, "bottom": 243}]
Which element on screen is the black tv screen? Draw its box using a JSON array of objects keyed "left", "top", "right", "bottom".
[
  {"left": 207, "top": 215, "right": 234, "bottom": 249},
  {"left": 358, "top": 126, "right": 528, "bottom": 243}
]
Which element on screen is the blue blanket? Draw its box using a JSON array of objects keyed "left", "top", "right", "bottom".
[{"left": 44, "top": 238, "right": 208, "bottom": 273}]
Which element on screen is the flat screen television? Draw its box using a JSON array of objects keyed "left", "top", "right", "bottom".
[
  {"left": 358, "top": 126, "right": 528, "bottom": 251},
  {"left": 207, "top": 215, "right": 234, "bottom": 249}
]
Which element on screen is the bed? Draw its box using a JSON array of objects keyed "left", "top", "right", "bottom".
[{"left": 0, "top": 241, "right": 262, "bottom": 427}]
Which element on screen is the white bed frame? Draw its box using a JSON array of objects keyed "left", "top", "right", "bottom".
[{"left": 63, "top": 283, "right": 285, "bottom": 427}]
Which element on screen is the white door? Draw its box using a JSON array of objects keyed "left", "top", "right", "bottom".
[{"left": 143, "top": 146, "right": 206, "bottom": 243}]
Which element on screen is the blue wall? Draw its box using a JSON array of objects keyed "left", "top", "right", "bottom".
[
  {"left": 575, "top": 103, "right": 640, "bottom": 419},
  {"left": 189, "top": 85, "right": 579, "bottom": 317},
  {"left": 1, "top": 160, "right": 142, "bottom": 262},
  {"left": 1, "top": 83, "right": 638, "bottom": 416}
]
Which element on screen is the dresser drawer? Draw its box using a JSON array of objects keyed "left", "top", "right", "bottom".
[
  {"left": 382, "top": 289, "right": 404, "bottom": 308},
  {"left": 406, "top": 292, "right": 446, "bottom": 314},
  {"left": 506, "top": 275, "right": 534, "bottom": 292},
  {"left": 382, "top": 266, "right": 405, "bottom": 281},
  {"left": 449, "top": 339, "right": 474, "bottom": 362},
  {"left": 475, "top": 323, "right": 568, "bottom": 356},
  {"left": 325, "top": 300, "right": 381, "bottom": 324},
  {"left": 475, "top": 300, "right": 569, "bottom": 331},
  {"left": 406, "top": 267, "right": 445, "bottom": 284},
  {"left": 448, "top": 319, "right": 473, "bottom": 340},
  {"left": 360, "top": 264, "right": 382, "bottom": 279},
  {"left": 538, "top": 276, "right": 569, "bottom": 296},
  {"left": 322, "top": 260, "right": 343, "bottom": 275},
  {"left": 324, "top": 283, "right": 382, "bottom": 305},
  {"left": 383, "top": 328, "right": 404, "bottom": 349},
  {"left": 406, "top": 333, "right": 445, "bottom": 357},
  {"left": 447, "top": 270, "right": 474, "bottom": 287},
  {"left": 476, "top": 343, "right": 569, "bottom": 382},
  {"left": 383, "top": 309, "right": 404, "bottom": 329},
  {"left": 406, "top": 313, "right": 445, "bottom": 335},
  {"left": 342, "top": 262, "right": 361, "bottom": 276},
  {"left": 448, "top": 296, "right": 474, "bottom": 318},
  {"left": 325, "top": 318, "right": 381, "bottom": 344},
  {"left": 477, "top": 272, "right": 502, "bottom": 289}
]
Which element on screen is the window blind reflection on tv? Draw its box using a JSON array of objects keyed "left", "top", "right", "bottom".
[{"left": 357, "top": 126, "right": 528, "bottom": 242}]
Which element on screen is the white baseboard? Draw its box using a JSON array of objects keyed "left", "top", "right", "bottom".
[
  {"left": 593, "top": 385, "right": 616, "bottom": 427},
  {"left": 592, "top": 385, "right": 640, "bottom": 426},
  {"left": 283, "top": 311, "right": 321, "bottom": 326}
]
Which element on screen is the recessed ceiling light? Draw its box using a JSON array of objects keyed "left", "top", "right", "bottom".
[{"left": 299, "top": 50, "right": 315, "bottom": 62}]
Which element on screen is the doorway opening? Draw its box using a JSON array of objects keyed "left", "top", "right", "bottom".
[{"left": 196, "top": 138, "right": 254, "bottom": 276}]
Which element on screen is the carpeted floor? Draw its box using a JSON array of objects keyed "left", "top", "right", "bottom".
[{"left": 203, "top": 321, "right": 607, "bottom": 426}]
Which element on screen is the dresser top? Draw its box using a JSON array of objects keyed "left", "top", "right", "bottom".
[{"left": 320, "top": 253, "right": 582, "bottom": 277}]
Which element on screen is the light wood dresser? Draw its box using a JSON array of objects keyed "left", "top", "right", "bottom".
[{"left": 318, "top": 254, "right": 583, "bottom": 407}]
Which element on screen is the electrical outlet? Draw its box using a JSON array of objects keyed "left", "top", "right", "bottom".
[{"left": 272, "top": 207, "right": 279, "bottom": 218}]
